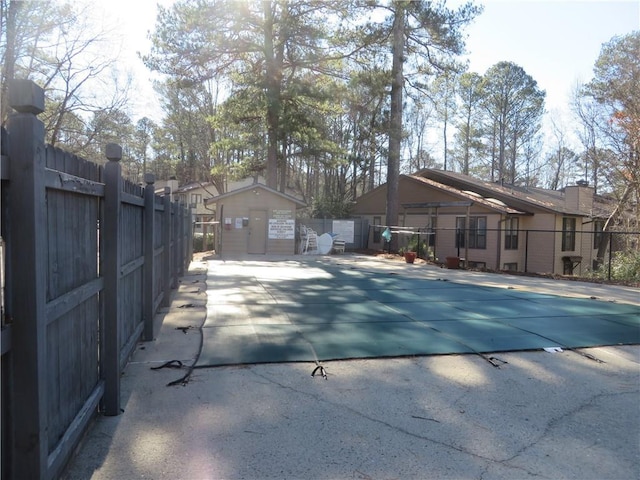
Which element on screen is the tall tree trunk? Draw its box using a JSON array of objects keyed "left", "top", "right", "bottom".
[
  {"left": 490, "top": 122, "right": 497, "bottom": 182},
  {"left": 386, "top": 3, "right": 404, "bottom": 251},
  {"left": 596, "top": 182, "right": 633, "bottom": 266},
  {"left": 279, "top": 137, "right": 287, "bottom": 193},
  {"left": 367, "top": 101, "right": 381, "bottom": 192},
  {"left": 509, "top": 134, "right": 517, "bottom": 183},
  {"left": 463, "top": 110, "right": 471, "bottom": 174},
  {"left": 263, "top": 1, "right": 280, "bottom": 189},
  {"left": 368, "top": 137, "right": 376, "bottom": 192},
  {"left": 442, "top": 104, "right": 448, "bottom": 170}
]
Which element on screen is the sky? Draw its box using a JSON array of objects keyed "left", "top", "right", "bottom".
[
  {"left": 454, "top": 0, "right": 639, "bottom": 114},
  {"left": 104, "top": 0, "right": 639, "bottom": 132}
]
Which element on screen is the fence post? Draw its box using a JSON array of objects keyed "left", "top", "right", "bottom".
[
  {"left": 171, "top": 203, "right": 178, "bottom": 289},
  {"left": 177, "top": 204, "right": 184, "bottom": 277},
  {"left": 607, "top": 233, "right": 613, "bottom": 280},
  {"left": 103, "top": 143, "right": 122, "bottom": 416},
  {"left": 143, "top": 173, "right": 155, "bottom": 341},
  {"left": 162, "top": 187, "right": 172, "bottom": 307},
  {"left": 180, "top": 205, "right": 187, "bottom": 276},
  {"left": 187, "top": 205, "right": 194, "bottom": 266},
  {"left": 7, "top": 79, "right": 48, "bottom": 479},
  {"left": 524, "top": 230, "right": 529, "bottom": 273}
]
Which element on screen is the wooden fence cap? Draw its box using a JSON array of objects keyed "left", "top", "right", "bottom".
[
  {"left": 8, "top": 79, "right": 45, "bottom": 115},
  {"left": 105, "top": 143, "right": 122, "bottom": 161}
]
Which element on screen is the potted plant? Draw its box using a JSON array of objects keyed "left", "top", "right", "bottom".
[
  {"left": 445, "top": 256, "right": 460, "bottom": 269},
  {"left": 404, "top": 251, "right": 417, "bottom": 263},
  {"left": 403, "top": 234, "right": 425, "bottom": 263}
]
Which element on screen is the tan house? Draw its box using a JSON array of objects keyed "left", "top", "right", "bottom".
[
  {"left": 204, "top": 182, "right": 306, "bottom": 255},
  {"left": 353, "top": 169, "right": 613, "bottom": 275},
  {"left": 172, "top": 177, "right": 272, "bottom": 236},
  {"left": 154, "top": 178, "right": 180, "bottom": 200},
  {"left": 174, "top": 182, "right": 218, "bottom": 235}
]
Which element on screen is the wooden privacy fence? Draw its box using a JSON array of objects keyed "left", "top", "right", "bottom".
[{"left": 0, "top": 80, "right": 192, "bottom": 480}]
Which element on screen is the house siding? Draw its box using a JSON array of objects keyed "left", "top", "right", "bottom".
[
  {"left": 520, "top": 214, "right": 557, "bottom": 274},
  {"left": 355, "top": 172, "right": 609, "bottom": 276},
  {"left": 355, "top": 178, "right": 504, "bottom": 267},
  {"left": 435, "top": 213, "right": 502, "bottom": 268},
  {"left": 552, "top": 215, "right": 598, "bottom": 275}
]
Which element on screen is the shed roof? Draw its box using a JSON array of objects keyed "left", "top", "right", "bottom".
[{"left": 204, "top": 182, "right": 306, "bottom": 207}]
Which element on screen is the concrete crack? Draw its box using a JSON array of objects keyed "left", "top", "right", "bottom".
[
  {"left": 248, "top": 368, "right": 546, "bottom": 477},
  {"left": 499, "top": 389, "right": 640, "bottom": 468}
]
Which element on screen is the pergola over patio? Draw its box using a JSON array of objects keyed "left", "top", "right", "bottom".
[{"left": 399, "top": 201, "right": 473, "bottom": 261}]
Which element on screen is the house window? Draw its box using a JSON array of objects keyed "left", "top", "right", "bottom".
[
  {"left": 373, "top": 216, "right": 382, "bottom": 243},
  {"left": 470, "top": 217, "right": 487, "bottom": 249},
  {"left": 467, "top": 261, "right": 486, "bottom": 270},
  {"left": 562, "top": 217, "right": 576, "bottom": 251},
  {"left": 427, "top": 216, "right": 436, "bottom": 247},
  {"left": 503, "top": 262, "right": 518, "bottom": 272},
  {"left": 593, "top": 220, "right": 604, "bottom": 249},
  {"left": 191, "top": 193, "right": 202, "bottom": 204},
  {"left": 455, "top": 217, "right": 465, "bottom": 248},
  {"left": 505, "top": 217, "right": 519, "bottom": 250},
  {"left": 456, "top": 216, "right": 487, "bottom": 249},
  {"left": 194, "top": 215, "right": 203, "bottom": 232}
]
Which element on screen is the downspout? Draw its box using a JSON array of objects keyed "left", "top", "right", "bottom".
[{"left": 219, "top": 204, "right": 224, "bottom": 256}]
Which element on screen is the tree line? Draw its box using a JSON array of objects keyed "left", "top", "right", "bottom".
[{"left": 1, "top": 0, "right": 637, "bottom": 233}]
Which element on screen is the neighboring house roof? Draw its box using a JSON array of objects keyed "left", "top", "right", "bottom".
[
  {"left": 405, "top": 175, "right": 527, "bottom": 215},
  {"left": 175, "top": 182, "right": 216, "bottom": 194},
  {"left": 204, "top": 182, "right": 307, "bottom": 207},
  {"left": 416, "top": 169, "right": 614, "bottom": 218}
]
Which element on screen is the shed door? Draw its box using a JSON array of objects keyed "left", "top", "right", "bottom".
[{"left": 248, "top": 209, "right": 267, "bottom": 254}]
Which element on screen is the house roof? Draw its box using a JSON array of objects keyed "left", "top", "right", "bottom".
[
  {"left": 405, "top": 175, "right": 527, "bottom": 215},
  {"left": 416, "top": 169, "right": 614, "bottom": 218},
  {"left": 175, "top": 182, "right": 215, "bottom": 194},
  {"left": 204, "top": 182, "right": 307, "bottom": 207}
]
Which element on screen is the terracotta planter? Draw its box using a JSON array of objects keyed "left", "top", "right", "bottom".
[
  {"left": 445, "top": 256, "right": 460, "bottom": 269},
  {"left": 404, "top": 252, "right": 417, "bottom": 264}
]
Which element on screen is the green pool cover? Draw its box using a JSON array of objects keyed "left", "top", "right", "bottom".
[{"left": 196, "top": 260, "right": 640, "bottom": 367}]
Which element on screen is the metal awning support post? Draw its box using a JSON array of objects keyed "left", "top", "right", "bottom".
[
  {"left": 433, "top": 207, "right": 438, "bottom": 261},
  {"left": 464, "top": 204, "right": 470, "bottom": 266}
]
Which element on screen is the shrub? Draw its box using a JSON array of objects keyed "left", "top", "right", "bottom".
[
  {"left": 609, "top": 250, "right": 640, "bottom": 282},
  {"left": 193, "top": 233, "right": 214, "bottom": 252},
  {"left": 590, "top": 249, "right": 640, "bottom": 282},
  {"left": 407, "top": 234, "right": 428, "bottom": 257}
]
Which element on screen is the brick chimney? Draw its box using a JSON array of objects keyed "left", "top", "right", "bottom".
[{"left": 565, "top": 180, "right": 594, "bottom": 213}]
